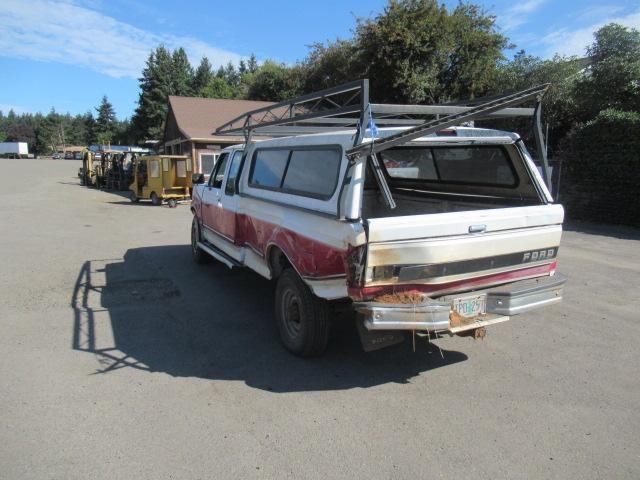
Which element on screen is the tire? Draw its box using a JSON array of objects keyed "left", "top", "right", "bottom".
[
  {"left": 191, "top": 217, "right": 211, "bottom": 264},
  {"left": 151, "top": 192, "right": 161, "bottom": 206},
  {"left": 275, "top": 268, "right": 330, "bottom": 357},
  {"left": 129, "top": 191, "right": 139, "bottom": 203}
]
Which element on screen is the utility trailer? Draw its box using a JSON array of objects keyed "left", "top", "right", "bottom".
[{"left": 190, "top": 79, "right": 566, "bottom": 356}]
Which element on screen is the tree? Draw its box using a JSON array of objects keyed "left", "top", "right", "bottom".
[
  {"left": 131, "top": 45, "right": 199, "bottom": 141},
  {"left": 171, "top": 47, "right": 194, "bottom": 96},
  {"left": 191, "top": 57, "right": 214, "bottom": 96},
  {"left": 490, "top": 51, "right": 584, "bottom": 153},
  {"left": 245, "top": 61, "right": 304, "bottom": 101},
  {"left": 7, "top": 123, "right": 36, "bottom": 146},
  {"left": 132, "top": 46, "right": 178, "bottom": 141},
  {"left": 352, "top": 0, "right": 509, "bottom": 103},
  {"left": 303, "top": 40, "right": 360, "bottom": 92},
  {"left": 573, "top": 23, "right": 640, "bottom": 120},
  {"left": 247, "top": 54, "right": 259, "bottom": 74},
  {"left": 95, "top": 95, "right": 116, "bottom": 145},
  {"left": 203, "top": 77, "right": 235, "bottom": 99}
]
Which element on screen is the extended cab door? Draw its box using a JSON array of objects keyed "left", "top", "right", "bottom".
[
  {"left": 201, "top": 151, "right": 229, "bottom": 236},
  {"left": 217, "top": 149, "right": 244, "bottom": 241}
]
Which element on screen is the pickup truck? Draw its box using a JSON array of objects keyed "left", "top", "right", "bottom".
[{"left": 190, "top": 121, "right": 566, "bottom": 357}]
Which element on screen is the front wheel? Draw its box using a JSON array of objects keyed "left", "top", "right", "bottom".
[
  {"left": 275, "top": 269, "right": 330, "bottom": 357},
  {"left": 151, "top": 192, "right": 161, "bottom": 206},
  {"left": 191, "top": 217, "right": 211, "bottom": 264},
  {"left": 129, "top": 191, "right": 139, "bottom": 203}
]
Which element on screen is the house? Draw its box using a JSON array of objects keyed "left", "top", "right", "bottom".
[{"left": 163, "top": 96, "right": 273, "bottom": 174}]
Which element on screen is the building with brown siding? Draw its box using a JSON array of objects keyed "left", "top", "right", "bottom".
[{"left": 163, "top": 96, "right": 273, "bottom": 174}]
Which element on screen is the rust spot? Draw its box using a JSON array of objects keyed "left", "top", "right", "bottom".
[
  {"left": 373, "top": 291, "right": 426, "bottom": 304},
  {"left": 456, "top": 326, "right": 487, "bottom": 340}
]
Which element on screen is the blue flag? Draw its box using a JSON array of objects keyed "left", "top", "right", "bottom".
[{"left": 367, "top": 113, "right": 379, "bottom": 138}]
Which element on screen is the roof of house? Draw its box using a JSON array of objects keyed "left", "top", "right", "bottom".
[{"left": 167, "top": 96, "right": 273, "bottom": 142}]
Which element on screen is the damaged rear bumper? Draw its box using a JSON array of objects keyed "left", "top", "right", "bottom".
[{"left": 354, "top": 273, "right": 567, "bottom": 332}]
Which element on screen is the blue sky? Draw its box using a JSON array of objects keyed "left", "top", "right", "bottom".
[{"left": 1, "top": 0, "right": 639, "bottom": 119}]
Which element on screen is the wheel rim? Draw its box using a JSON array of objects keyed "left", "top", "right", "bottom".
[{"left": 281, "top": 288, "right": 302, "bottom": 338}]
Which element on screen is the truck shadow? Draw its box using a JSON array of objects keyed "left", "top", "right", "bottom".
[{"left": 71, "top": 245, "right": 467, "bottom": 392}]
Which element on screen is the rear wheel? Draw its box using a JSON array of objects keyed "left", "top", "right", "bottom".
[
  {"left": 151, "top": 192, "right": 161, "bottom": 206},
  {"left": 275, "top": 269, "right": 330, "bottom": 357},
  {"left": 191, "top": 217, "right": 211, "bottom": 264},
  {"left": 129, "top": 191, "right": 139, "bottom": 203}
]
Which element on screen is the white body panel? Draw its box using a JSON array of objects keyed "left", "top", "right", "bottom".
[{"left": 0, "top": 142, "right": 28, "bottom": 155}]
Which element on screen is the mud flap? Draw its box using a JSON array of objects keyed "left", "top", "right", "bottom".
[{"left": 356, "top": 314, "right": 405, "bottom": 352}]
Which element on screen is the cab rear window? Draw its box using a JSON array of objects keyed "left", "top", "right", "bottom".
[{"left": 379, "top": 146, "right": 517, "bottom": 187}]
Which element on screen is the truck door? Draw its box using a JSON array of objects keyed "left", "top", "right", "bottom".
[
  {"left": 217, "top": 149, "right": 244, "bottom": 241},
  {"left": 201, "top": 152, "right": 229, "bottom": 236}
]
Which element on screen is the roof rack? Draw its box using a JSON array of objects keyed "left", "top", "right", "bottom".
[{"left": 214, "top": 79, "right": 552, "bottom": 189}]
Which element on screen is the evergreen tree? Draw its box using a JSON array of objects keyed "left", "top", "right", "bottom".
[
  {"left": 131, "top": 46, "right": 174, "bottom": 141},
  {"left": 95, "top": 95, "right": 116, "bottom": 144},
  {"left": 131, "top": 45, "right": 197, "bottom": 141},
  {"left": 247, "top": 54, "right": 259, "bottom": 73},
  {"left": 192, "top": 57, "right": 214, "bottom": 96},
  {"left": 224, "top": 62, "right": 239, "bottom": 86},
  {"left": 238, "top": 59, "right": 247, "bottom": 76},
  {"left": 171, "top": 47, "right": 194, "bottom": 95}
]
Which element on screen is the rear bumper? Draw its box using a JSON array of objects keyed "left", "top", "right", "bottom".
[{"left": 354, "top": 273, "right": 567, "bottom": 332}]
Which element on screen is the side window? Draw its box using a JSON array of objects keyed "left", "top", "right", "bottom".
[
  {"left": 249, "top": 149, "right": 289, "bottom": 188},
  {"left": 225, "top": 150, "right": 244, "bottom": 195},
  {"left": 150, "top": 160, "right": 160, "bottom": 178},
  {"left": 200, "top": 154, "right": 216, "bottom": 176},
  {"left": 211, "top": 153, "right": 229, "bottom": 189},
  {"left": 282, "top": 149, "right": 341, "bottom": 199},
  {"left": 176, "top": 160, "right": 187, "bottom": 178}
]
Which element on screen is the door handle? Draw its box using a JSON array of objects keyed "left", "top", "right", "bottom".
[{"left": 468, "top": 224, "right": 486, "bottom": 234}]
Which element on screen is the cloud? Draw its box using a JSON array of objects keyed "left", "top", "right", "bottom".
[
  {"left": 0, "top": 104, "right": 26, "bottom": 114},
  {"left": 0, "top": 0, "right": 243, "bottom": 79},
  {"left": 541, "top": 8, "right": 640, "bottom": 57},
  {"left": 499, "top": 0, "right": 548, "bottom": 31}
]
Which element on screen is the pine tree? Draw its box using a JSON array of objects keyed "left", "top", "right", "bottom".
[
  {"left": 192, "top": 57, "right": 214, "bottom": 96},
  {"left": 95, "top": 95, "right": 116, "bottom": 144},
  {"left": 247, "top": 54, "right": 259, "bottom": 73},
  {"left": 132, "top": 46, "right": 174, "bottom": 140},
  {"left": 238, "top": 59, "right": 247, "bottom": 76},
  {"left": 172, "top": 48, "right": 194, "bottom": 96}
]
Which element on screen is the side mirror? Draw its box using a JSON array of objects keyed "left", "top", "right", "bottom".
[{"left": 192, "top": 173, "right": 205, "bottom": 184}]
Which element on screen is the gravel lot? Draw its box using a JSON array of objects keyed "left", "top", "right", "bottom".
[{"left": 1, "top": 158, "right": 639, "bottom": 479}]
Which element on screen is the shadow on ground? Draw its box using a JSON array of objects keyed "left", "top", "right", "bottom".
[
  {"left": 564, "top": 221, "right": 640, "bottom": 240},
  {"left": 71, "top": 245, "right": 467, "bottom": 392}
]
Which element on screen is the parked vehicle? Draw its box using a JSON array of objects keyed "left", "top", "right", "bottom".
[
  {"left": 0, "top": 142, "right": 28, "bottom": 158},
  {"left": 52, "top": 153, "right": 61, "bottom": 160},
  {"left": 78, "top": 150, "right": 95, "bottom": 186},
  {"left": 129, "top": 155, "right": 193, "bottom": 206},
  {"left": 190, "top": 80, "right": 566, "bottom": 356}
]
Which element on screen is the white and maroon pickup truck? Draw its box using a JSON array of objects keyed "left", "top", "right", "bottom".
[{"left": 190, "top": 126, "right": 566, "bottom": 356}]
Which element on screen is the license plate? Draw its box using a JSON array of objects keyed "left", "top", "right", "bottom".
[{"left": 452, "top": 294, "right": 486, "bottom": 318}]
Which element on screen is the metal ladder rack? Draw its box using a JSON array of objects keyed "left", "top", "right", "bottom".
[{"left": 214, "top": 79, "right": 552, "bottom": 189}]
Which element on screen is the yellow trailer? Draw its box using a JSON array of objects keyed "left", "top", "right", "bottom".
[{"left": 129, "top": 155, "right": 193, "bottom": 207}]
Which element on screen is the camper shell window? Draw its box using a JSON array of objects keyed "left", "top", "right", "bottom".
[
  {"left": 378, "top": 145, "right": 518, "bottom": 188},
  {"left": 249, "top": 146, "right": 342, "bottom": 200}
]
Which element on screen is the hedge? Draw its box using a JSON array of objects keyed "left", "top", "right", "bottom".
[{"left": 560, "top": 109, "right": 640, "bottom": 226}]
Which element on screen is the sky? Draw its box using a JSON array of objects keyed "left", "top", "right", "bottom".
[{"left": 0, "top": 0, "right": 639, "bottom": 119}]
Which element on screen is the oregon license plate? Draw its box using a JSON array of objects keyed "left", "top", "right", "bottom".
[{"left": 452, "top": 294, "right": 486, "bottom": 318}]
